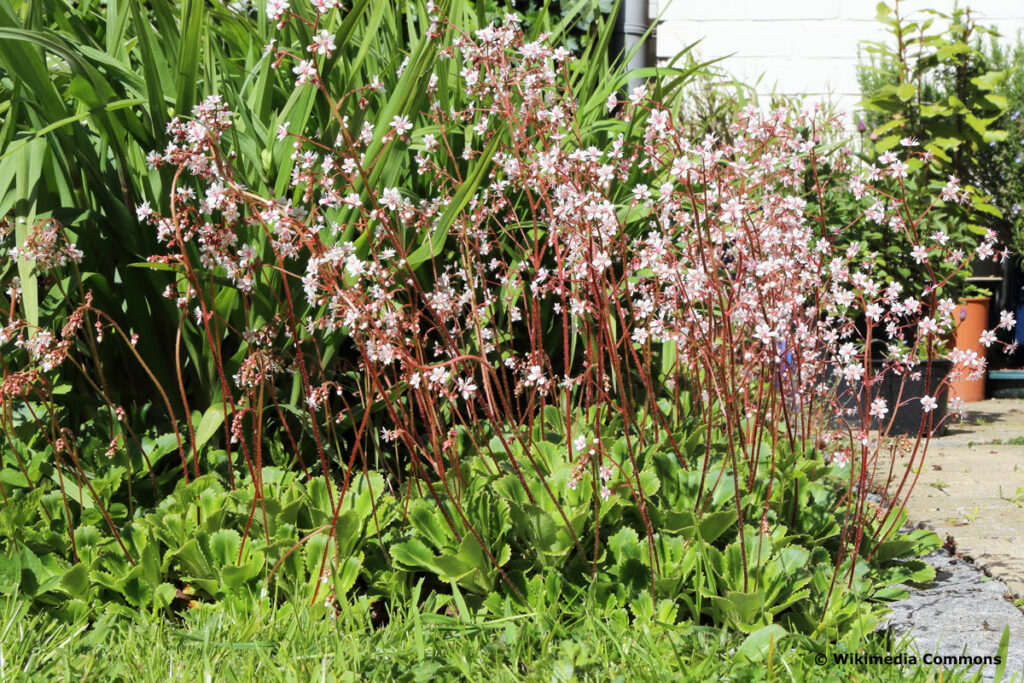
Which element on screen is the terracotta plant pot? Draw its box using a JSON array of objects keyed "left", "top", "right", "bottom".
[{"left": 950, "top": 296, "right": 990, "bottom": 402}]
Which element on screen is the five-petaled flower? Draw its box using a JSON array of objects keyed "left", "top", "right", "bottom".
[
  {"left": 293, "top": 59, "right": 316, "bottom": 85},
  {"left": 309, "top": 30, "right": 336, "bottom": 57},
  {"left": 389, "top": 115, "right": 413, "bottom": 135}
]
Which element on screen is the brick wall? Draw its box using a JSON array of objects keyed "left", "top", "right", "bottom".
[{"left": 654, "top": 0, "right": 1024, "bottom": 116}]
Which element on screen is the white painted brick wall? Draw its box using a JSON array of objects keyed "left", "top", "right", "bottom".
[{"left": 655, "top": 0, "right": 1024, "bottom": 116}]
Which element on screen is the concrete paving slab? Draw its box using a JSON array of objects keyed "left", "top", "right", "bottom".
[
  {"left": 870, "top": 399, "right": 1024, "bottom": 680},
  {"left": 873, "top": 400, "right": 1024, "bottom": 597}
]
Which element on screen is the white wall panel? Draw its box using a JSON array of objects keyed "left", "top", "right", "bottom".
[{"left": 656, "top": 0, "right": 1024, "bottom": 116}]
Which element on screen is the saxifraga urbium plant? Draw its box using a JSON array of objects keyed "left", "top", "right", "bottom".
[
  {"left": 0, "top": 0, "right": 634, "bottom": 450},
  {"left": 0, "top": 0, "right": 1016, "bottom": 651}
]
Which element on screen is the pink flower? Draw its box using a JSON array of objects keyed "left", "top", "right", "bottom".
[
  {"left": 456, "top": 376, "right": 477, "bottom": 400},
  {"left": 888, "top": 160, "right": 909, "bottom": 179},
  {"left": 940, "top": 176, "right": 962, "bottom": 202},
  {"left": 918, "top": 317, "right": 938, "bottom": 337},
  {"left": 842, "top": 364, "right": 864, "bottom": 382},
  {"left": 293, "top": 60, "right": 316, "bottom": 86},
  {"left": 921, "top": 395, "right": 938, "bottom": 413},
  {"left": 949, "top": 397, "right": 967, "bottom": 420},
  {"left": 870, "top": 398, "right": 888, "bottom": 419},
  {"left": 308, "top": 30, "right": 336, "bottom": 57},
  {"left": 267, "top": 0, "right": 289, "bottom": 21},
  {"left": 754, "top": 323, "right": 776, "bottom": 345},
  {"left": 389, "top": 115, "right": 413, "bottom": 135},
  {"left": 380, "top": 187, "right": 402, "bottom": 210},
  {"left": 628, "top": 84, "right": 647, "bottom": 105},
  {"left": 310, "top": 0, "right": 338, "bottom": 13},
  {"left": 590, "top": 251, "right": 612, "bottom": 273}
]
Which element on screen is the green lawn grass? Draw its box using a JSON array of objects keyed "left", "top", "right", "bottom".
[{"left": 0, "top": 594, "right": 1004, "bottom": 682}]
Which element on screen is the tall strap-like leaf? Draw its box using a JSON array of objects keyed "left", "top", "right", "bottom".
[
  {"left": 407, "top": 133, "right": 505, "bottom": 269},
  {"left": 175, "top": 0, "right": 204, "bottom": 116},
  {"left": 13, "top": 140, "right": 45, "bottom": 333}
]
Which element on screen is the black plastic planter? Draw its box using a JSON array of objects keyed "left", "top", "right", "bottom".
[{"left": 834, "top": 359, "right": 952, "bottom": 436}]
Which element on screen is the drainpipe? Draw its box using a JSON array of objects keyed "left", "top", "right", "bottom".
[{"left": 611, "top": 0, "right": 651, "bottom": 93}]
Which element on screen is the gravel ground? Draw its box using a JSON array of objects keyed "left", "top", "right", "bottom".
[{"left": 881, "top": 548, "right": 1024, "bottom": 681}]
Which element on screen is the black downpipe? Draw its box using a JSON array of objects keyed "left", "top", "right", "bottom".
[{"left": 610, "top": 0, "right": 652, "bottom": 92}]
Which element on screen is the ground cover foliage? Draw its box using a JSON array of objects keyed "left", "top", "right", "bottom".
[
  {"left": 3, "top": 590, "right": 1012, "bottom": 683},
  {"left": 0, "top": 0, "right": 1020, "bottom": 678},
  {"left": 3, "top": 591, "right": 1014, "bottom": 682}
]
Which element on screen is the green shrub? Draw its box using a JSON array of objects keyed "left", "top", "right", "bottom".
[{"left": 856, "top": 0, "right": 1008, "bottom": 298}]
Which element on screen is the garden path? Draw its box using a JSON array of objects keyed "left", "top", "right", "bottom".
[
  {"left": 875, "top": 399, "right": 1024, "bottom": 679},
  {"left": 890, "top": 398, "right": 1024, "bottom": 597}
]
